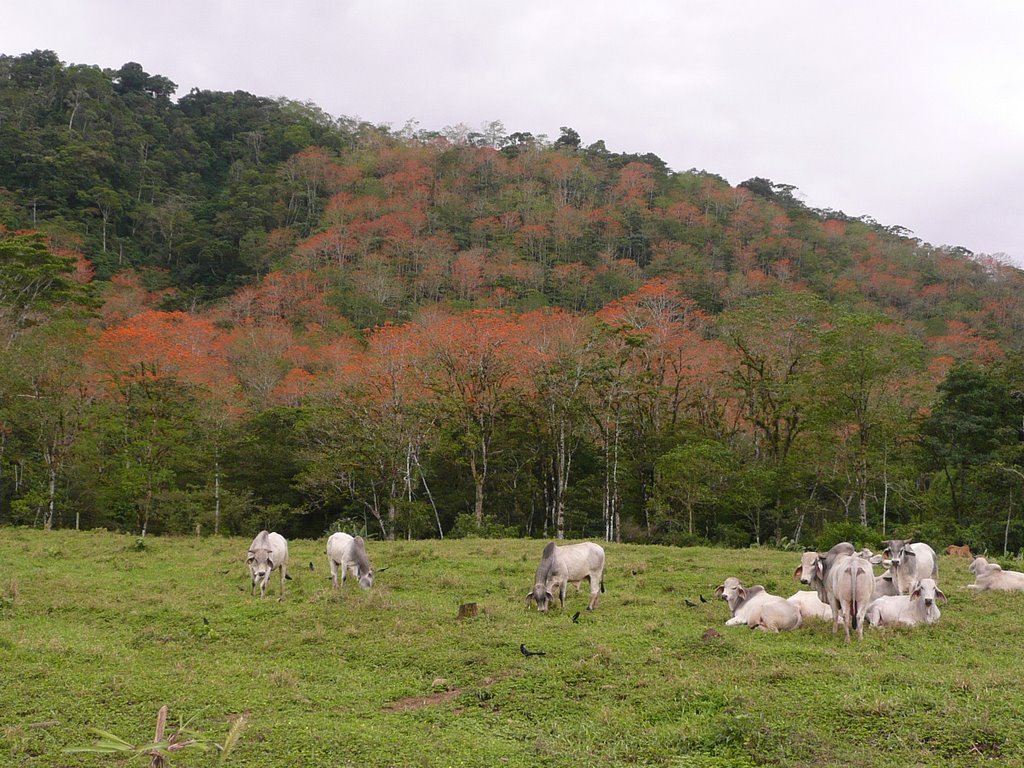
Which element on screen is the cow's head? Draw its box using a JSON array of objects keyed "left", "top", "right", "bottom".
[
  {"left": 526, "top": 585, "right": 554, "bottom": 612},
  {"left": 794, "top": 551, "right": 825, "bottom": 586},
  {"left": 910, "top": 578, "right": 945, "bottom": 607},
  {"left": 882, "top": 539, "right": 913, "bottom": 567},
  {"left": 358, "top": 569, "right": 374, "bottom": 590},
  {"left": 715, "top": 577, "right": 747, "bottom": 612},
  {"left": 247, "top": 549, "right": 273, "bottom": 582}
]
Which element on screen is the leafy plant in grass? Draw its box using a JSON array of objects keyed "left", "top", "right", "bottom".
[{"left": 65, "top": 705, "right": 246, "bottom": 766}]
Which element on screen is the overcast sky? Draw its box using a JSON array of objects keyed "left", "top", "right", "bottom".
[{"left": 3, "top": 1, "right": 1023, "bottom": 265}]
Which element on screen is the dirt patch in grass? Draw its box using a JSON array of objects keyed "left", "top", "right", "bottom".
[{"left": 384, "top": 688, "right": 462, "bottom": 712}]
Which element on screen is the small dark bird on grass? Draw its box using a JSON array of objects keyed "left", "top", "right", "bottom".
[
  {"left": 685, "top": 599, "right": 698, "bottom": 608},
  {"left": 520, "top": 644, "right": 546, "bottom": 657},
  {"left": 571, "top": 611, "right": 580, "bottom": 624},
  {"left": 699, "top": 594, "right": 708, "bottom": 603},
  {"left": 202, "top": 617, "right": 209, "bottom": 626},
  {"left": 309, "top": 561, "right": 315, "bottom": 571}
]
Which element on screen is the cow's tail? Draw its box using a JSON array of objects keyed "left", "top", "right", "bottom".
[
  {"left": 600, "top": 578, "right": 605, "bottom": 593},
  {"left": 850, "top": 563, "right": 863, "bottom": 630}
]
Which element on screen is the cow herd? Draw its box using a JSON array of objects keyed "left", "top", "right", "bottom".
[
  {"left": 245, "top": 530, "right": 1024, "bottom": 643},
  {"left": 719, "top": 538, "right": 1024, "bottom": 641}
]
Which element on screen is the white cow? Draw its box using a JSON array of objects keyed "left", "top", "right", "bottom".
[
  {"left": 878, "top": 539, "right": 938, "bottom": 596},
  {"left": 326, "top": 532, "right": 375, "bottom": 590},
  {"left": 966, "top": 556, "right": 1024, "bottom": 591},
  {"left": 786, "top": 590, "right": 833, "bottom": 622},
  {"left": 866, "top": 578, "right": 945, "bottom": 627},
  {"left": 715, "top": 577, "right": 802, "bottom": 632},
  {"left": 871, "top": 568, "right": 899, "bottom": 600},
  {"left": 246, "top": 530, "right": 289, "bottom": 600},
  {"left": 526, "top": 541, "right": 605, "bottom": 612},
  {"left": 794, "top": 544, "right": 873, "bottom": 641}
]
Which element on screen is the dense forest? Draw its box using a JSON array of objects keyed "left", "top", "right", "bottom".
[{"left": 2, "top": 50, "right": 1023, "bottom": 551}]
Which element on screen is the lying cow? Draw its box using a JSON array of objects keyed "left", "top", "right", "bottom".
[
  {"left": 966, "top": 556, "right": 1024, "bottom": 591},
  {"left": 878, "top": 539, "right": 938, "bottom": 596},
  {"left": 866, "top": 578, "right": 945, "bottom": 627},
  {"left": 326, "top": 532, "right": 374, "bottom": 590},
  {"left": 714, "top": 578, "right": 801, "bottom": 632},
  {"left": 795, "top": 543, "right": 873, "bottom": 641},
  {"left": 526, "top": 541, "right": 605, "bottom": 612},
  {"left": 786, "top": 590, "right": 833, "bottom": 622},
  {"left": 247, "top": 530, "right": 289, "bottom": 600},
  {"left": 945, "top": 544, "right": 973, "bottom": 558}
]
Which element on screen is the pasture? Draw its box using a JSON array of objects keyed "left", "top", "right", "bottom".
[{"left": 1, "top": 528, "right": 1021, "bottom": 767}]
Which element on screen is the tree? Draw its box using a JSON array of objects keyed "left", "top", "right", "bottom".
[
  {"left": 0, "top": 231, "right": 93, "bottom": 345},
  {"left": 422, "top": 310, "right": 524, "bottom": 529},
  {"left": 813, "top": 313, "right": 925, "bottom": 528},
  {"left": 0, "top": 321, "right": 93, "bottom": 528},
  {"left": 554, "top": 126, "right": 581, "bottom": 151},
  {"left": 920, "top": 364, "right": 1019, "bottom": 522}
]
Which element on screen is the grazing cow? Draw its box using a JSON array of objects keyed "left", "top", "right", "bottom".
[
  {"left": 247, "top": 530, "right": 289, "bottom": 600},
  {"left": 866, "top": 578, "right": 946, "bottom": 627},
  {"left": 326, "top": 532, "right": 374, "bottom": 590},
  {"left": 526, "top": 542, "right": 605, "bottom": 612},
  {"left": 879, "top": 539, "right": 938, "bottom": 596},
  {"left": 714, "top": 578, "right": 801, "bottom": 632},
  {"left": 794, "top": 543, "right": 872, "bottom": 641},
  {"left": 966, "top": 556, "right": 1024, "bottom": 591},
  {"left": 945, "top": 544, "right": 973, "bottom": 558},
  {"left": 786, "top": 590, "right": 833, "bottom": 622}
]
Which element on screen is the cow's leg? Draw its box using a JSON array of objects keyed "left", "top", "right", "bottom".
[
  {"left": 559, "top": 580, "right": 567, "bottom": 609},
  {"left": 587, "top": 575, "right": 600, "bottom": 610},
  {"left": 278, "top": 564, "right": 287, "bottom": 601},
  {"left": 329, "top": 558, "right": 339, "bottom": 589}
]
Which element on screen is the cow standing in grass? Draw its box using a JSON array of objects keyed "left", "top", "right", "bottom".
[
  {"left": 878, "top": 539, "right": 938, "bottom": 596},
  {"left": 794, "top": 543, "right": 873, "bottom": 641},
  {"left": 526, "top": 542, "right": 605, "bottom": 612},
  {"left": 247, "top": 530, "right": 289, "bottom": 600},
  {"left": 326, "top": 532, "right": 375, "bottom": 590}
]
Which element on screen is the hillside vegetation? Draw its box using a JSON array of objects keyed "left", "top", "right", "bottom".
[
  {"left": 1, "top": 50, "right": 1024, "bottom": 549},
  {"left": 1, "top": 529, "right": 1022, "bottom": 767}
]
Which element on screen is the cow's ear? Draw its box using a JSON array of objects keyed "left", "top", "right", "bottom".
[
  {"left": 246, "top": 553, "right": 255, "bottom": 564},
  {"left": 545, "top": 591, "right": 553, "bottom": 601},
  {"left": 910, "top": 585, "right": 921, "bottom": 599},
  {"left": 869, "top": 554, "right": 884, "bottom": 565},
  {"left": 713, "top": 585, "right": 724, "bottom": 598},
  {"left": 737, "top": 586, "right": 747, "bottom": 600},
  {"left": 936, "top": 588, "right": 947, "bottom": 602},
  {"left": 792, "top": 566, "right": 803, "bottom": 581},
  {"left": 266, "top": 559, "right": 274, "bottom": 570},
  {"left": 904, "top": 549, "right": 917, "bottom": 558}
]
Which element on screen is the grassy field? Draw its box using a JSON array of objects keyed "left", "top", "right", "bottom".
[{"left": 1, "top": 528, "right": 1022, "bottom": 768}]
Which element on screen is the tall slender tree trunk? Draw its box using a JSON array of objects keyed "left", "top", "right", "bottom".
[
  {"left": 213, "top": 460, "right": 221, "bottom": 535},
  {"left": 45, "top": 466, "right": 56, "bottom": 531}
]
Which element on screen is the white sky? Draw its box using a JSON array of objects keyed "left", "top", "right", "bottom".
[{"left": 3, "top": 1, "right": 1023, "bottom": 265}]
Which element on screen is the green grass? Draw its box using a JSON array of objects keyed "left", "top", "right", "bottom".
[{"left": 1, "top": 529, "right": 1021, "bottom": 767}]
